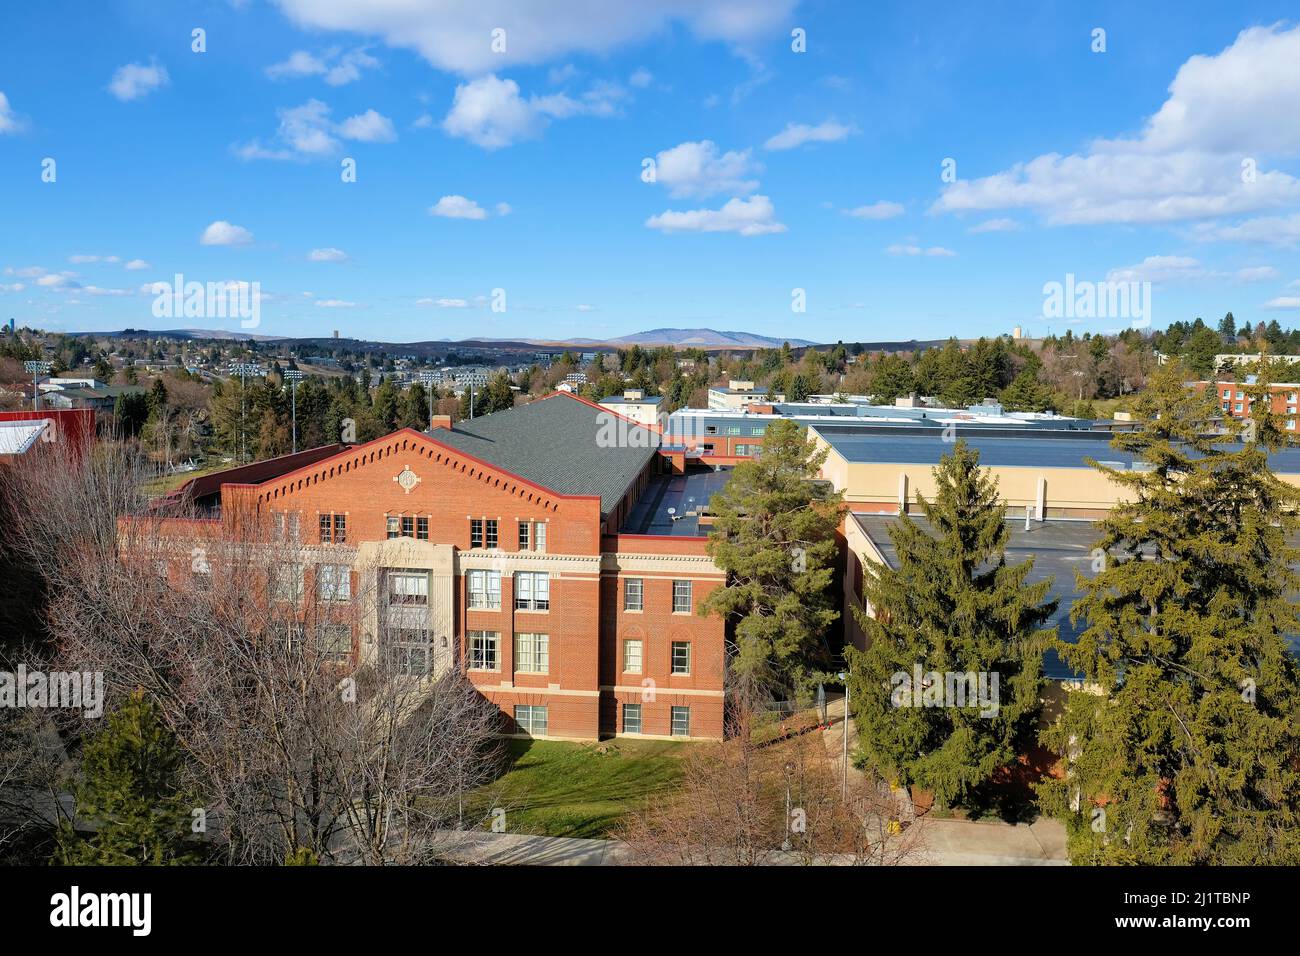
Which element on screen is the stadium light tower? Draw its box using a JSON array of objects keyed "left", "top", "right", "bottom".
[
  {"left": 284, "top": 369, "right": 305, "bottom": 454},
  {"left": 23, "top": 360, "right": 52, "bottom": 411},
  {"left": 418, "top": 370, "right": 438, "bottom": 431},
  {"left": 230, "top": 361, "right": 266, "bottom": 462}
]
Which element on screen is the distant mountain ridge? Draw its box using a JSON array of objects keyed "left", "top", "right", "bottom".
[{"left": 536, "top": 328, "right": 817, "bottom": 348}]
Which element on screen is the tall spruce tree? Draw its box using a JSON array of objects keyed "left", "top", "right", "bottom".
[
  {"left": 1039, "top": 361, "right": 1300, "bottom": 864},
  {"left": 701, "top": 418, "right": 843, "bottom": 703},
  {"left": 846, "top": 440, "right": 1054, "bottom": 808},
  {"left": 56, "top": 691, "right": 198, "bottom": 865}
]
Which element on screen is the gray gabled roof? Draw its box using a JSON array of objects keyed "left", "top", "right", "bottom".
[{"left": 434, "top": 393, "right": 658, "bottom": 516}]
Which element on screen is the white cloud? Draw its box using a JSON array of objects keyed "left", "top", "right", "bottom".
[
  {"left": 885, "top": 243, "right": 956, "bottom": 257},
  {"left": 843, "top": 201, "right": 904, "bottom": 220},
  {"left": 1106, "top": 255, "right": 1203, "bottom": 284},
  {"left": 309, "top": 247, "right": 349, "bottom": 262},
  {"left": 932, "top": 24, "right": 1300, "bottom": 228},
  {"left": 266, "top": 47, "right": 379, "bottom": 86},
  {"left": 1263, "top": 297, "right": 1300, "bottom": 310},
  {"left": 967, "top": 217, "right": 1021, "bottom": 234},
  {"left": 652, "top": 140, "right": 760, "bottom": 199},
  {"left": 235, "top": 99, "right": 397, "bottom": 159},
  {"left": 0, "top": 283, "right": 25, "bottom": 293},
  {"left": 441, "top": 74, "right": 620, "bottom": 149},
  {"left": 645, "top": 195, "right": 786, "bottom": 236},
  {"left": 0, "top": 92, "right": 25, "bottom": 134},
  {"left": 271, "top": 0, "right": 796, "bottom": 75},
  {"left": 201, "top": 221, "right": 255, "bottom": 246},
  {"left": 124, "top": 259, "right": 150, "bottom": 270},
  {"left": 417, "top": 297, "right": 470, "bottom": 308},
  {"left": 1235, "top": 265, "right": 1279, "bottom": 282},
  {"left": 429, "top": 195, "right": 489, "bottom": 220},
  {"left": 108, "top": 61, "right": 170, "bottom": 101},
  {"left": 315, "top": 298, "right": 357, "bottom": 308},
  {"left": 629, "top": 67, "right": 653, "bottom": 89},
  {"left": 494, "top": 202, "right": 512, "bottom": 216},
  {"left": 82, "top": 286, "right": 133, "bottom": 297},
  {"left": 576, "top": 303, "right": 597, "bottom": 311},
  {"left": 549, "top": 63, "right": 581, "bottom": 85},
  {"left": 763, "top": 120, "right": 854, "bottom": 151},
  {"left": 412, "top": 113, "right": 434, "bottom": 129},
  {"left": 1193, "top": 213, "right": 1300, "bottom": 247},
  {"left": 337, "top": 109, "right": 396, "bottom": 142}
]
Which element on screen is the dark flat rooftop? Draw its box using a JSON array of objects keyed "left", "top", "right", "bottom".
[
  {"left": 623, "top": 467, "right": 732, "bottom": 536},
  {"left": 821, "top": 427, "right": 1300, "bottom": 472},
  {"left": 852, "top": 513, "right": 1299, "bottom": 679}
]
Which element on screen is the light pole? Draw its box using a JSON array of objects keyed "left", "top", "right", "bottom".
[
  {"left": 838, "top": 669, "right": 850, "bottom": 802},
  {"left": 230, "top": 362, "right": 265, "bottom": 463},
  {"left": 284, "top": 369, "right": 304, "bottom": 454},
  {"left": 419, "top": 370, "right": 438, "bottom": 431},
  {"left": 24, "top": 360, "right": 52, "bottom": 411}
]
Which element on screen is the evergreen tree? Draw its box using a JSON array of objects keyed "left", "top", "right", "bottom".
[
  {"left": 867, "top": 353, "right": 915, "bottom": 405},
  {"left": 846, "top": 441, "right": 1054, "bottom": 808},
  {"left": 999, "top": 369, "right": 1054, "bottom": 412},
  {"left": 56, "top": 691, "right": 198, "bottom": 865},
  {"left": 1038, "top": 362, "right": 1300, "bottom": 864},
  {"left": 701, "top": 419, "right": 843, "bottom": 702}
]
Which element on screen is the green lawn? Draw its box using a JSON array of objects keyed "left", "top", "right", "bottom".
[{"left": 473, "top": 738, "right": 688, "bottom": 839}]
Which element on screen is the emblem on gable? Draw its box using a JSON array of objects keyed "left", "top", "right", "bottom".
[{"left": 394, "top": 466, "right": 421, "bottom": 494}]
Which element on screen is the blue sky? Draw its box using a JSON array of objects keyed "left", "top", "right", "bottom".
[{"left": 2, "top": 0, "right": 1300, "bottom": 344}]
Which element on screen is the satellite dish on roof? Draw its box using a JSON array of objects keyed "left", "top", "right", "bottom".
[{"left": 667, "top": 507, "right": 676, "bottom": 515}]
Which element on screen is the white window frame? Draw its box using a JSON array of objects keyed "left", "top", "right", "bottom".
[
  {"left": 316, "top": 564, "right": 351, "bottom": 603},
  {"left": 468, "top": 630, "right": 500, "bottom": 671},
  {"left": 272, "top": 562, "right": 304, "bottom": 604},
  {"left": 515, "top": 572, "right": 550, "bottom": 611},
  {"left": 671, "top": 705, "right": 690, "bottom": 737},
  {"left": 672, "top": 579, "right": 692, "bottom": 614},
  {"left": 622, "top": 703, "right": 642, "bottom": 734},
  {"left": 468, "top": 569, "right": 501, "bottom": 609},
  {"left": 623, "top": 577, "right": 643, "bottom": 612},
  {"left": 514, "top": 632, "right": 549, "bottom": 674},
  {"left": 623, "top": 639, "right": 643, "bottom": 674},
  {"left": 515, "top": 704, "right": 548, "bottom": 736},
  {"left": 671, "top": 641, "right": 691, "bottom": 675}
]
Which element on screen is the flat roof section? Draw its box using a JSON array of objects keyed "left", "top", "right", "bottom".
[
  {"left": 623, "top": 467, "right": 732, "bottom": 536},
  {"left": 851, "top": 513, "right": 1299, "bottom": 679}
]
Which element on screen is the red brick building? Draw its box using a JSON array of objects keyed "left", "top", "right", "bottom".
[
  {"left": 144, "top": 392, "right": 727, "bottom": 740},
  {"left": 1194, "top": 378, "right": 1300, "bottom": 434}
]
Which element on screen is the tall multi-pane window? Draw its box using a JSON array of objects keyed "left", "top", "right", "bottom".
[
  {"left": 515, "top": 572, "right": 550, "bottom": 611},
  {"left": 387, "top": 516, "right": 401, "bottom": 539},
  {"left": 417, "top": 517, "right": 429, "bottom": 540},
  {"left": 534, "top": 523, "right": 547, "bottom": 552},
  {"left": 401, "top": 516, "right": 414, "bottom": 538},
  {"left": 514, "top": 633, "right": 549, "bottom": 673},
  {"left": 468, "top": 631, "right": 500, "bottom": 670},
  {"left": 622, "top": 703, "right": 642, "bottom": 734},
  {"left": 384, "top": 569, "right": 431, "bottom": 676},
  {"left": 272, "top": 563, "right": 304, "bottom": 603},
  {"left": 671, "top": 706, "right": 690, "bottom": 737},
  {"left": 319, "top": 513, "right": 332, "bottom": 542},
  {"left": 467, "top": 569, "right": 501, "bottom": 609},
  {"left": 485, "top": 519, "right": 498, "bottom": 549},
  {"left": 623, "top": 639, "right": 643, "bottom": 674},
  {"left": 518, "top": 520, "right": 530, "bottom": 550},
  {"left": 274, "top": 511, "right": 300, "bottom": 542},
  {"left": 318, "top": 624, "right": 352, "bottom": 664},
  {"left": 333, "top": 514, "right": 346, "bottom": 543},
  {"left": 672, "top": 580, "right": 693, "bottom": 613},
  {"left": 515, "top": 704, "right": 548, "bottom": 736},
  {"left": 623, "top": 578, "right": 643, "bottom": 612},
  {"left": 671, "top": 641, "right": 691, "bottom": 674},
  {"left": 316, "top": 564, "right": 351, "bottom": 603},
  {"left": 470, "top": 518, "right": 484, "bottom": 548}
]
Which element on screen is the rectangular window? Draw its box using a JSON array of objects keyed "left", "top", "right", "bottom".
[
  {"left": 534, "top": 523, "right": 546, "bottom": 553},
  {"left": 470, "top": 518, "right": 484, "bottom": 548},
  {"left": 334, "top": 514, "right": 346, "bottom": 544},
  {"left": 468, "top": 631, "right": 500, "bottom": 671},
  {"left": 515, "top": 572, "right": 550, "bottom": 611},
  {"left": 318, "top": 624, "right": 352, "bottom": 664},
  {"left": 622, "top": 703, "right": 642, "bottom": 734},
  {"left": 726, "top": 426, "right": 741, "bottom": 435},
  {"left": 518, "top": 521, "right": 530, "bottom": 550},
  {"left": 623, "top": 639, "right": 642, "bottom": 674},
  {"left": 623, "top": 578, "right": 643, "bottom": 612},
  {"left": 672, "top": 641, "right": 691, "bottom": 674},
  {"left": 467, "top": 569, "right": 501, "bottom": 609},
  {"left": 274, "top": 511, "right": 300, "bottom": 542},
  {"left": 515, "top": 704, "right": 548, "bottom": 736},
  {"left": 316, "top": 564, "right": 351, "bottom": 603},
  {"left": 387, "top": 516, "right": 401, "bottom": 539},
  {"left": 416, "top": 516, "right": 429, "bottom": 540},
  {"left": 701, "top": 443, "right": 715, "bottom": 454},
  {"left": 485, "top": 519, "right": 498, "bottom": 549},
  {"left": 272, "top": 563, "right": 304, "bottom": 603},
  {"left": 672, "top": 580, "right": 692, "bottom": 613},
  {"left": 319, "top": 513, "right": 332, "bottom": 542},
  {"left": 705, "top": 425, "right": 717, "bottom": 435},
  {"left": 384, "top": 569, "right": 431, "bottom": 676},
  {"left": 734, "top": 444, "right": 748, "bottom": 456},
  {"left": 401, "top": 515, "right": 414, "bottom": 538},
  {"left": 671, "top": 706, "right": 690, "bottom": 737},
  {"left": 750, "top": 426, "right": 765, "bottom": 436},
  {"left": 514, "top": 633, "right": 549, "bottom": 674}
]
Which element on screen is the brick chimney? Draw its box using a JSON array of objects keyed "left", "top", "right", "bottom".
[{"left": 429, "top": 415, "right": 453, "bottom": 430}]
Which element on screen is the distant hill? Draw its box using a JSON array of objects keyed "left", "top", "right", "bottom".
[{"left": 536, "top": 328, "right": 817, "bottom": 348}]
